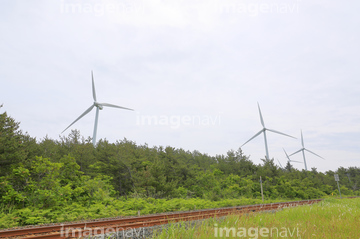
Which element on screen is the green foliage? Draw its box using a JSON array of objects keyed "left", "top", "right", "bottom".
[
  {"left": 0, "top": 110, "right": 358, "bottom": 229},
  {"left": 0, "top": 111, "right": 31, "bottom": 176},
  {"left": 0, "top": 156, "right": 115, "bottom": 210},
  {"left": 0, "top": 197, "right": 281, "bottom": 228}
]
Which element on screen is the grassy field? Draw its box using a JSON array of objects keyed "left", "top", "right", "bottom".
[{"left": 152, "top": 198, "right": 360, "bottom": 238}]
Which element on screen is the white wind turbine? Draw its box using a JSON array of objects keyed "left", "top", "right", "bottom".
[
  {"left": 277, "top": 158, "right": 284, "bottom": 169},
  {"left": 283, "top": 148, "right": 302, "bottom": 164},
  {"left": 289, "top": 130, "right": 324, "bottom": 171},
  {"left": 241, "top": 103, "right": 296, "bottom": 160},
  {"left": 62, "top": 71, "right": 133, "bottom": 146},
  {"left": 278, "top": 149, "right": 302, "bottom": 170}
]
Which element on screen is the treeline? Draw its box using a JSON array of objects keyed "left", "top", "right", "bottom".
[{"left": 1, "top": 110, "right": 359, "bottom": 211}]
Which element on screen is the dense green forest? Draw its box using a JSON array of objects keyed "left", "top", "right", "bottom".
[{"left": 0, "top": 108, "right": 359, "bottom": 227}]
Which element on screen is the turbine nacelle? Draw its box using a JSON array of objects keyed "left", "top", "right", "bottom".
[{"left": 94, "top": 102, "right": 103, "bottom": 110}]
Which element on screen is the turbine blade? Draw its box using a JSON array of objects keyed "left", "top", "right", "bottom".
[
  {"left": 277, "top": 159, "right": 283, "bottom": 168},
  {"left": 289, "top": 149, "right": 303, "bottom": 156},
  {"left": 290, "top": 160, "right": 302, "bottom": 163},
  {"left": 92, "top": 71, "right": 97, "bottom": 102},
  {"left": 301, "top": 130, "right": 304, "bottom": 147},
  {"left": 283, "top": 148, "right": 291, "bottom": 160},
  {"left": 100, "top": 103, "right": 134, "bottom": 111},
  {"left": 241, "top": 129, "right": 264, "bottom": 147},
  {"left": 305, "top": 149, "right": 325, "bottom": 159},
  {"left": 267, "top": 128, "right": 296, "bottom": 139},
  {"left": 61, "top": 105, "right": 95, "bottom": 133},
  {"left": 257, "top": 102, "right": 265, "bottom": 127}
]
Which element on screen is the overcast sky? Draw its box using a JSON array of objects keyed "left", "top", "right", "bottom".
[{"left": 1, "top": 0, "right": 359, "bottom": 172}]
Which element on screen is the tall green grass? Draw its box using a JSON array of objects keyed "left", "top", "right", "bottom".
[{"left": 152, "top": 198, "right": 360, "bottom": 238}]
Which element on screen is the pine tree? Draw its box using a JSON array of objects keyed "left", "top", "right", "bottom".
[{"left": 0, "top": 106, "right": 28, "bottom": 176}]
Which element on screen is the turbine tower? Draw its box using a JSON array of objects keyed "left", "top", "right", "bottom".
[
  {"left": 241, "top": 103, "right": 296, "bottom": 160},
  {"left": 62, "top": 71, "right": 133, "bottom": 146},
  {"left": 289, "top": 130, "right": 324, "bottom": 171}
]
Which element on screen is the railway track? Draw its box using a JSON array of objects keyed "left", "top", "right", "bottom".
[{"left": 0, "top": 199, "right": 323, "bottom": 238}]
